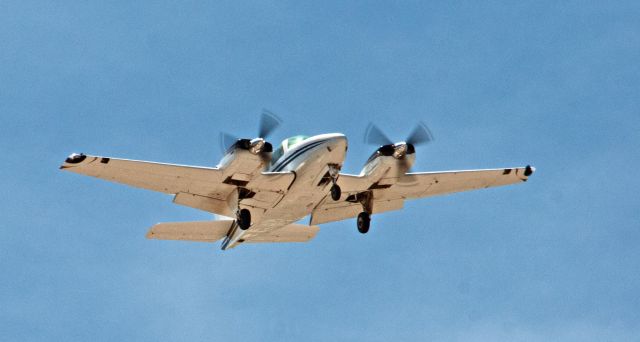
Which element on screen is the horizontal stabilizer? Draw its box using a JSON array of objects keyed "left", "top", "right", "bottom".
[
  {"left": 243, "top": 224, "right": 319, "bottom": 243},
  {"left": 146, "top": 220, "right": 233, "bottom": 242}
]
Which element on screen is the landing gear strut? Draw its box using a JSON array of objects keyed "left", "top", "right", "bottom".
[
  {"left": 357, "top": 212, "right": 370, "bottom": 234},
  {"left": 328, "top": 164, "right": 341, "bottom": 201},
  {"left": 237, "top": 208, "right": 251, "bottom": 230}
]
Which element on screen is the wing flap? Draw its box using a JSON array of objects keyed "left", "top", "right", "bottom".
[
  {"left": 310, "top": 198, "right": 403, "bottom": 225},
  {"left": 146, "top": 220, "right": 233, "bottom": 242},
  {"left": 336, "top": 173, "right": 371, "bottom": 193},
  {"left": 246, "top": 171, "right": 296, "bottom": 193},
  {"left": 173, "top": 192, "right": 235, "bottom": 217},
  {"left": 310, "top": 203, "right": 361, "bottom": 225}
]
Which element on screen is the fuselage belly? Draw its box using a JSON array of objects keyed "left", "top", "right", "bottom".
[{"left": 222, "top": 133, "right": 347, "bottom": 249}]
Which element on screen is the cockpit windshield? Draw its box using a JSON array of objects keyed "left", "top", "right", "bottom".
[{"left": 271, "top": 135, "right": 310, "bottom": 165}]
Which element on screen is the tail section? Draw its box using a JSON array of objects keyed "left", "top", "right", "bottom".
[
  {"left": 146, "top": 220, "right": 233, "bottom": 242},
  {"left": 147, "top": 220, "right": 319, "bottom": 250}
]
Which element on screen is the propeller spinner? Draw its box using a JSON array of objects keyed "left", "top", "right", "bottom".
[
  {"left": 219, "top": 109, "right": 282, "bottom": 155},
  {"left": 364, "top": 122, "right": 434, "bottom": 179},
  {"left": 364, "top": 121, "right": 434, "bottom": 158}
]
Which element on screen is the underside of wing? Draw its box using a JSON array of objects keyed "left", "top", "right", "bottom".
[
  {"left": 60, "top": 153, "right": 296, "bottom": 217},
  {"left": 393, "top": 165, "right": 535, "bottom": 199},
  {"left": 311, "top": 165, "right": 535, "bottom": 225},
  {"left": 335, "top": 166, "right": 535, "bottom": 201},
  {"left": 60, "top": 153, "right": 231, "bottom": 197}
]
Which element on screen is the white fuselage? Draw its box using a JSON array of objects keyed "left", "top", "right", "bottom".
[{"left": 221, "top": 133, "right": 347, "bottom": 249}]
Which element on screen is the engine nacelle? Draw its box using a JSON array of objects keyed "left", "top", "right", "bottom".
[
  {"left": 217, "top": 138, "right": 274, "bottom": 177},
  {"left": 223, "top": 138, "right": 273, "bottom": 155},
  {"left": 359, "top": 143, "right": 417, "bottom": 182}
]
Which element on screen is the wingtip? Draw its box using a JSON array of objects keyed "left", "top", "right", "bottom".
[
  {"left": 65, "top": 153, "right": 86, "bottom": 164},
  {"left": 145, "top": 225, "right": 158, "bottom": 239},
  {"left": 524, "top": 165, "right": 535, "bottom": 176},
  {"left": 60, "top": 153, "right": 88, "bottom": 170}
]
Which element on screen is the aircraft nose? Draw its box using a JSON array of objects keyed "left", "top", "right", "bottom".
[{"left": 326, "top": 133, "right": 347, "bottom": 151}]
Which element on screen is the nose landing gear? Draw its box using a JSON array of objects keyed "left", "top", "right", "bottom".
[{"left": 328, "top": 164, "right": 342, "bottom": 201}]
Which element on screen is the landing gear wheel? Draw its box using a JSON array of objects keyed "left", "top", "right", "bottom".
[
  {"left": 237, "top": 208, "right": 251, "bottom": 230},
  {"left": 357, "top": 212, "right": 370, "bottom": 234},
  {"left": 330, "top": 184, "right": 341, "bottom": 201}
]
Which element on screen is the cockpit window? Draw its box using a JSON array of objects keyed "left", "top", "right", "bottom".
[
  {"left": 271, "top": 135, "right": 310, "bottom": 165},
  {"left": 285, "top": 135, "right": 310, "bottom": 148}
]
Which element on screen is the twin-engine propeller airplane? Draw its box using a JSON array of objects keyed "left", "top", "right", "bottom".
[{"left": 60, "top": 112, "right": 535, "bottom": 250}]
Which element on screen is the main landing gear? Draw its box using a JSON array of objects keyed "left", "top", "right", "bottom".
[
  {"left": 237, "top": 208, "right": 251, "bottom": 230},
  {"left": 354, "top": 191, "right": 372, "bottom": 234},
  {"left": 357, "top": 212, "right": 370, "bottom": 234},
  {"left": 330, "top": 184, "right": 341, "bottom": 201}
]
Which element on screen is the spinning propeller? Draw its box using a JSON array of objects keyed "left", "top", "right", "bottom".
[
  {"left": 219, "top": 109, "right": 282, "bottom": 158},
  {"left": 364, "top": 121, "right": 434, "bottom": 179}
]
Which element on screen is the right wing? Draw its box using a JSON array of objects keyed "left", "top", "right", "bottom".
[
  {"left": 311, "top": 166, "right": 534, "bottom": 225},
  {"left": 392, "top": 166, "right": 535, "bottom": 199}
]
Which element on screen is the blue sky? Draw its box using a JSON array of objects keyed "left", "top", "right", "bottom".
[{"left": 2, "top": 1, "right": 639, "bottom": 341}]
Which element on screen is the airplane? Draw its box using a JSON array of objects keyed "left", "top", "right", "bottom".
[{"left": 60, "top": 112, "right": 535, "bottom": 250}]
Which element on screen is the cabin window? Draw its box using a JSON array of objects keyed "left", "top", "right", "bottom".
[{"left": 271, "top": 146, "right": 284, "bottom": 164}]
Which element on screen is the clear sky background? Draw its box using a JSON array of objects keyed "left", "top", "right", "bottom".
[{"left": 2, "top": 1, "right": 639, "bottom": 341}]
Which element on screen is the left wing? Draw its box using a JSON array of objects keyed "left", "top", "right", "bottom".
[
  {"left": 60, "top": 153, "right": 230, "bottom": 196},
  {"left": 60, "top": 153, "right": 295, "bottom": 216},
  {"left": 311, "top": 166, "right": 534, "bottom": 225}
]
